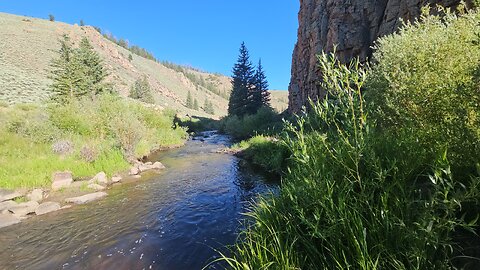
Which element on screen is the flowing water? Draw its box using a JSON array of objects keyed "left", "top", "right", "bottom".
[{"left": 0, "top": 132, "right": 278, "bottom": 270}]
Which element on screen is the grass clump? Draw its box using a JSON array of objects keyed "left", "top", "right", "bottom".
[
  {"left": 0, "top": 94, "right": 188, "bottom": 189},
  {"left": 218, "top": 9, "right": 480, "bottom": 268},
  {"left": 232, "top": 135, "right": 289, "bottom": 174}
]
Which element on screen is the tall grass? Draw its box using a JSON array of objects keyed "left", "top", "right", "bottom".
[
  {"left": 0, "top": 94, "right": 188, "bottom": 189},
  {"left": 218, "top": 49, "right": 480, "bottom": 269}
]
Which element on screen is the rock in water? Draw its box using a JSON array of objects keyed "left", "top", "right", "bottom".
[
  {"left": 152, "top": 162, "right": 166, "bottom": 170},
  {"left": 8, "top": 201, "right": 39, "bottom": 217},
  {"left": 89, "top": 172, "right": 108, "bottom": 184},
  {"left": 87, "top": 183, "right": 106, "bottom": 191},
  {"left": 0, "top": 213, "right": 21, "bottom": 228},
  {"left": 0, "top": 189, "right": 23, "bottom": 202},
  {"left": 129, "top": 166, "right": 140, "bottom": 175},
  {"left": 27, "top": 189, "right": 43, "bottom": 202},
  {"left": 65, "top": 192, "right": 107, "bottom": 205},
  {"left": 111, "top": 176, "right": 122, "bottom": 183},
  {"left": 52, "top": 171, "right": 73, "bottom": 191},
  {"left": 35, "top": 202, "right": 61, "bottom": 215}
]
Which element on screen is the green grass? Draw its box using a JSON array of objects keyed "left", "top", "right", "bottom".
[{"left": 0, "top": 94, "right": 188, "bottom": 189}]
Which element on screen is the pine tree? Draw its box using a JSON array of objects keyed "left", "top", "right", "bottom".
[
  {"left": 80, "top": 19, "right": 85, "bottom": 26},
  {"left": 228, "top": 42, "right": 255, "bottom": 117},
  {"left": 193, "top": 98, "right": 199, "bottom": 110},
  {"left": 204, "top": 99, "right": 215, "bottom": 115},
  {"left": 254, "top": 59, "right": 270, "bottom": 108},
  {"left": 49, "top": 35, "right": 87, "bottom": 103},
  {"left": 186, "top": 91, "right": 193, "bottom": 108},
  {"left": 49, "top": 14, "right": 55, "bottom": 22},
  {"left": 49, "top": 35, "right": 111, "bottom": 103},
  {"left": 76, "top": 37, "right": 111, "bottom": 97},
  {"left": 129, "top": 75, "right": 154, "bottom": 104}
]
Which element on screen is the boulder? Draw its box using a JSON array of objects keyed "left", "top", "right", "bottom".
[
  {"left": 27, "top": 189, "right": 43, "bottom": 202},
  {"left": 87, "top": 183, "right": 106, "bottom": 191},
  {"left": 0, "top": 200, "right": 17, "bottom": 212},
  {"left": 8, "top": 201, "right": 39, "bottom": 217},
  {"left": 65, "top": 192, "right": 107, "bottom": 205},
  {"left": 132, "top": 175, "right": 142, "bottom": 179},
  {"left": 35, "top": 202, "right": 61, "bottom": 215},
  {"left": 152, "top": 162, "right": 166, "bottom": 170},
  {"left": 129, "top": 166, "right": 140, "bottom": 175},
  {"left": 111, "top": 176, "right": 122, "bottom": 183},
  {"left": 138, "top": 164, "right": 151, "bottom": 172},
  {"left": 0, "top": 189, "right": 23, "bottom": 202},
  {"left": 52, "top": 171, "right": 73, "bottom": 191},
  {"left": 89, "top": 172, "right": 108, "bottom": 185},
  {"left": 0, "top": 213, "right": 21, "bottom": 229}
]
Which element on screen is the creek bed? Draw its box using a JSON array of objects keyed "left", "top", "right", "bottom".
[{"left": 0, "top": 131, "right": 278, "bottom": 269}]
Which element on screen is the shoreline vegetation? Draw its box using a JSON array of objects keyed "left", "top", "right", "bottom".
[{"left": 216, "top": 8, "right": 480, "bottom": 269}]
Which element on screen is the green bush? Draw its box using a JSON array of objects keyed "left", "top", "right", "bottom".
[
  {"left": 366, "top": 7, "right": 480, "bottom": 169},
  {"left": 219, "top": 52, "right": 480, "bottom": 269},
  {"left": 222, "top": 106, "right": 282, "bottom": 140},
  {"left": 0, "top": 94, "right": 188, "bottom": 188}
]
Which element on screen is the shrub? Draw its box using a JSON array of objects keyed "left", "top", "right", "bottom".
[
  {"left": 80, "top": 145, "right": 98, "bottom": 163},
  {"left": 223, "top": 106, "right": 281, "bottom": 140},
  {"left": 366, "top": 7, "right": 480, "bottom": 170},
  {"left": 52, "top": 140, "right": 74, "bottom": 156},
  {"left": 129, "top": 76, "right": 155, "bottom": 104},
  {"left": 219, "top": 52, "right": 480, "bottom": 269}
]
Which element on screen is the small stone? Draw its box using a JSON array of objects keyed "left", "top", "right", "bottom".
[
  {"left": 111, "top": 176, "right": 122, "bottom": 183},
  {"left": 65, "top": 192, "right": 107, "bottom": 205},
  {"left": 132, "top": 175, "right": 142, "bottom": 179},
  {"left": 27, "top": 189, "right": 43, "bottom": 202},
  {"left": 35, "top": 202, "right": 61, "bottom": 215},
  {"left": 0, "top": 201, "right": 17, "bottom": 212},
  {"left": 129, "top": 166, "right": 140, "bottom": 175},
  {"left": 0, "top": 189, "right": 23, "bottom": 202},
  {"left": 89, "top": 172, "right": 108, "bottom": 184},
  {"left": 61, "top": 205, "right": 72, "bottom": 210},
  {"left": 52, "top": 171, "right": 73, "bottom": 191},
  {"left": 152, "top": 162, "right": 166, "bottom": 170},
  {"left": 8, "top": 201, "right": 39, "bottom": 217},
  {"left": 145, "top": 162, "right": 153, "bottom": 165},
  {"left": 138, "top": 164, "right": 151, "bottom": 172},
  {"left": 0, "top": 213, "right": 21, "bottom": 228},
  {"left": 87, "top": 183, "right": 106, "bottom": 191}
]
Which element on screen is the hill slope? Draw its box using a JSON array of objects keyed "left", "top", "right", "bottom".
[{"left": 0, "top": 12, "right": 288, "bottom": 117}]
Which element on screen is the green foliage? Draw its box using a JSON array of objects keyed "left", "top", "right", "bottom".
[
  {"left": 193, "top": 98, "right": 199, "bottom": 110},
  {"left": 186, "top": 91, "right": 193, "bottom": 108},
  {"left": 220, "top": 51, "right": 480, "bottom": 269},
  {"left": 366, "top": 8, "right": 480, "bottom": 170},
  {"left": 232, "top": 135, "right": 289, "bottom": 174},
  {"left": 49, "top": 35, "right": 110, "bottom": 103},
  {"left": 99, "top": 30, "right": 157, "bottom": 61},
  {"left": 222, "top": 106, "right": 282, "bottom": 140},
  {"left": 80, "top": 19, "right": 85, "bottom": 26},
  {"left": 204, "top": 99, "right": 215, "bottom": 115},
  {"left": 0, "top": 94, "right": 188, "bottom": 189},
  {"left": 129, "top": 75, "right": 155, "bottom": 104},
  {"left": 229, "top": 43, "right": 270, "bottom": 116},
  {"left": 128, "top": 54, "right": 133, "bottom": 62},
  {"left": 48, "top": 14, "right": 55, "bottom": 22}
]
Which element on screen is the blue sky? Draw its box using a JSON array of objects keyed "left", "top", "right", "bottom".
[{"left": 0, "top": 1, "right": 300, "bottom": 90}]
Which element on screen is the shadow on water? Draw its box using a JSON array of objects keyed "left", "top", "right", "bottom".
[{"left": 0, "top": 131, "right": 279, "bottom": 270}]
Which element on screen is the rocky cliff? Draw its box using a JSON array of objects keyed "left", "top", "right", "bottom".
[{"left": 288, "top": 0, "right": 463, "bottom": 113}]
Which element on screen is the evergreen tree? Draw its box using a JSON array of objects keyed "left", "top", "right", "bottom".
[
  {"left": 204, "top": 99, "right": 215, "bottom": 115},
  {"left": 228, "top": 42, "right": 255, "bottom": 116},
  {"left": 49, "top": 35, "right": 87, "bottom": 103},
  {"left": 128, "top": 54, "right": 133, "bottom": 62},
  {"left": 80, "top": 19, "right": 85, "bottom": 26},
  {"left": 193, "top": 98, "right": 199, "bottom": 110},
  {"left": 186, "top": 91, "right": 193, "bottom": 108},
  {"left": 254, "top": 59, "right": 271, "bottom": 108},
  {"left": 76, "top": 37, "right": 111, "bottom": 97},
  {"left": 49, "top": 14, "right": 55, "bottom": 22},
  {"left": 49, "top": 35, "right": 111, "bottom": 103},
  {"left": 129, "top": 75, "right": 154, "bottom": 104}
]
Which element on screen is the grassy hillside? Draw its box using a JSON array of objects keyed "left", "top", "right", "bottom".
[
  {"left": 0, "top": 12, "right": 287, "bottom": 118},
  {"left": 269, "top": 90, "right": 288, "bottom": 112}
]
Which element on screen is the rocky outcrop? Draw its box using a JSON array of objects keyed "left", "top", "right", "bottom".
[{"left": 288, "top": 0, "right": 464, "bottom": 113}]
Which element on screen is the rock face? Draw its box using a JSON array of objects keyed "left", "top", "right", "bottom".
[
  {"left": 0, "top": 189, "right": 23, "bottom": 202},
  {"left": 288, "top": 0, "right": 463, "bottom": 113},
  {"left": 8, "top": 201, "right": 39, "bottom": 217},
  {"left": 0, "top": 213, "right": 21, "bottom": 228}
]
